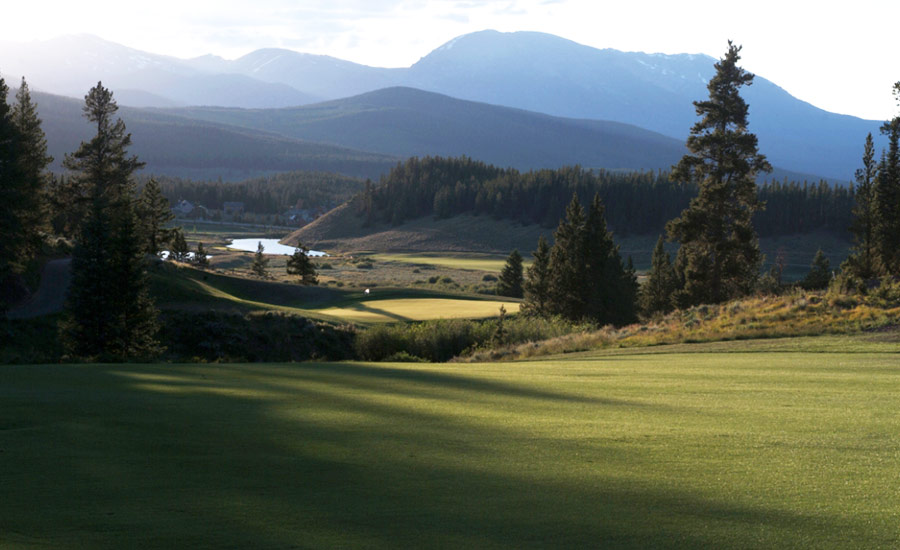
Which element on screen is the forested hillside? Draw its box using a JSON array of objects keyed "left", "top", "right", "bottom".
[
  {"left": 353, "top": 157, "right": 854, "bottom": 238},
  {"left": 149, "top": 171, "right": 364, "bottom": 214}
]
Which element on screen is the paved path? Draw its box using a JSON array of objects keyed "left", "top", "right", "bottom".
[{"left": 6, "top": 258, "right": 71, "bottom": 320}]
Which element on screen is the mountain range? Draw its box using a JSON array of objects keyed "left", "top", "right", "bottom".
[{"left": 1, "top": 30, "right": 886, "bottom": 181}]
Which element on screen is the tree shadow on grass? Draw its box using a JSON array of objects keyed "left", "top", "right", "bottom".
[{"left": 0, "top": 362, "right": 890, "bottom": 549}]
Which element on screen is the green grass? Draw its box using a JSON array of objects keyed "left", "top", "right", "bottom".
[
  {"left": 369, "top": 252, "right": 530, "bottom": 272},
  {"left": 2, "top": 341, "right": 899, "bottom": 548},
  {"left": 316, "top": 297, "right": 520, "bottom": 323},
  {"left": 150, "top": 264, "right": 516, "bottom": 324}
]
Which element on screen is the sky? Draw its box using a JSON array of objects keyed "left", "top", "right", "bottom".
[{"left": 2, "top": 0, "right": 898, "bottom": 120}]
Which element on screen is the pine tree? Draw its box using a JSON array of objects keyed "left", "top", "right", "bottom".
[
  {"left": 251, "top": 241, "right": 269, "bottom": 277},
  {"left": 60, "top": 83, "right": 159, "bottom": 360},
  {"left": 667, "top": 42, "right": 771, "bottom": 306},
  {"left": 523, "top": 235, "right": 551, "bottom": 316},
  {"left": 11, "top": 78, "right": 52, "bottom": 267},
  {"left": 548, "top": 194, "right": 587, "bottom": 320},
  {"left": 543, "top": 193, "right": 636, "bottom": 324},
  {"left": 640, "top": 235, "right": 678, "bottom": 316},
  {"left": 286, "top": 244, "right": 318, "bottom": 285},
  {"left": 0, "top": 74, "right": 26, "bottom": 310},
  {"left": 168, "top": 228, "right": 190, "bottom": 262},
  {"left": 137, "top": 177, "right": 175, "bottom": 256},
  {"left": 496, "top": 249, "right": 524, "bottom": 298},
  {"left": 195, "top": 242, "right": 210, "bottom": 268},
  {"left": 583, "top": 194, "right": 636, "bottom": 326},
  {"left": 846, "top": 133, "right": 879, "bottom": 279},
  {"left": 801, "top": 249, "right": 831, "bottom": 290},
  {"left": 874, "top": 82, "right": 900, "bottom": 276}
]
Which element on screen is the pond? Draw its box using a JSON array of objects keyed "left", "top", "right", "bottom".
[{"left": 227, "top": 238, "right": 328, "bottom": 257}]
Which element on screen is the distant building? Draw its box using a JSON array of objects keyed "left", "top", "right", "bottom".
[
  {"left": 283, "top": 205, "right": 331, "bottom": 226},
  {"left": 172, "top": 200, "right": 194, "bottom": 217}
]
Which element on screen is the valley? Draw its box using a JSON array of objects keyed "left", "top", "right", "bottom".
[{"left": 2, "top": 19, "right": 899, "bottom": 550}]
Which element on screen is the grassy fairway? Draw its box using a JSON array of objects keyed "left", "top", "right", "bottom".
[
  {"left": 2, "top": 344, "right": 900, "bottom": 548},
  {"left": 150, "top": 265, "right": 516, "bottom": 324},
  {"left": 369, "top": 252, "right": 527, "bottom": 272},
  {"left": 316, "top": 297, "right": 520, "bottom": 322}
]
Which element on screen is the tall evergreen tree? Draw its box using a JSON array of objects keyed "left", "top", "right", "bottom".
[
  {"left": 523, "top": 235, "right": 551, "bottom": 316},
  {"left": 801, "top": 249, "right": 831, "bottom": 290},
  {"left": 286, "top": 244, "right": 318, "bottom": 285},
  {"left": 496, "top": 249, "right": 524, "bottom": 298},
  {"left": 195, "top": 242, "right": 210, "bottom": 268},
  {"left": 251, "top": 241, "right": 269, "bottom": 277},
  {"left": 168, "top": 227, "right": 190, "bottom": 262},
  {"left": 874, "top": 82, "right": 900, "bottom": 276},
  {"left": 583, "top": 194, "right": 637, "bottom": 325},
  {"left": 846, "top": 133, "right": 879, "bottom": 279},
  {"left": 60, "top": 82, "right": 159, "bottom": 360},
  {"left": 666, "top": 42, "right": 771, "bottom": 306},
  {"left": 0, "top": 74, "right": 24, "bottom": 310},
  {"left": 11, "top": 78, "right": 52, "bottom": 265},
  {"left": 137, "top": 177, "right": 175, "bottom": 256},
  {"left": 548, "top": 195, "right": 587, "bottom": 320},
  {"left": 640, "top": 235, "right": 678, "bottom": 316}
]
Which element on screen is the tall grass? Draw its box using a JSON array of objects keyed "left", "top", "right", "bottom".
[
  {"left": 460, "top": 285, "right": 900, "bottom": 362},
  {"left": 355, "top": 315, "right": 588, "bottom": 362}
]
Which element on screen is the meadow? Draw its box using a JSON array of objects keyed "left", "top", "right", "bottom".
[{"left": 2, "top": 338, "right": 898, "bottom": 548}]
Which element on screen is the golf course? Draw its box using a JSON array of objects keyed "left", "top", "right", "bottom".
[{"left": 2, "top": 336, "right": 898, "bottom": 548}]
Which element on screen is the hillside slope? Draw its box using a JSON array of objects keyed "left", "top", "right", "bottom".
[
  {"left": 284, "top": 203, "right": 551, "bottom": 254},
  {"left": 165, "top": 87, "right": 833, "bottom": 181},
  {"left": 30, "top": 90, "right": 397, "bottom": 180}
]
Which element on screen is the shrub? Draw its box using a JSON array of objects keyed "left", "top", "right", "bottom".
[
  {"left": 158, "top": 311, "right": 355, "bottom": 362},
  {"left": 354, "top": 315, "right": 587, "bottom": 362}
]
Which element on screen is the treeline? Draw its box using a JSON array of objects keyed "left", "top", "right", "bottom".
[
  {"left": 355, "top": 156, "right": 854, "bottom": 237},
  {"left": 146, "top": 171, "right": 364, "bottom": 214}
]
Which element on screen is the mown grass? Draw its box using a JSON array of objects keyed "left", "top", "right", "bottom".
[
  {"left": 149, "top": 263, "right": 516, "bottom": 324},
  {"left": 317, "top": 298, "right": 519, "bottom": 323},
  {"left": 465, "top": 289, "right": 900, "bottom": 362},
  {"left": 369, "top": 252, "right": 530, "bottom": 273},
  {"left": 2, "top": 344, "right": 898, "bottom": 548}
]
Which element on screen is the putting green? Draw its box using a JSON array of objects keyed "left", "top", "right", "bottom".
[{"left": 315, "top": 297, "right": 520, "bottom": 322}]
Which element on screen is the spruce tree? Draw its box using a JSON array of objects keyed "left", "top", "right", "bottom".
[
  {"left": 60, "top": 83, "right": 159, "bottom": 360},
  {"left": 640, "top": 236, "right": 678, "bottom": 316},
  {"left": 286, "top": 244, "right": 318, "bottom": 285},
  {"left": 667, "top": 42, "right": 771, "bottom": 306},
  {"left": 195, "top": 242, "right": 210, "bottom": 268},
  {"left": 0, "top": 74, "right": 26, "bottom": 310},
  {"left": 874, "top": 82, "right": 900, "bottom": 276},
  {"left": 496, "top": 249, "right": 524, "bottom": 298},
  {"left": 137, "top": 177, "right": 175, "bottom": 256},
  {"left": 846, "top": 133, "right": 879, "bottom": 279},
  {"left": 583, "top": 194, "right": 636, "bottom": 326},
  {"left": 523, "top": 235, "right": 551, "bottom": 316},
  {"left": 251, "top": 241, "right": 269, "bottom": 277},
  {"left": 169, "top": 228, "right": 190, "bottom": 262},
  {"left": 11, "top": 78, "right": 52, "bottom": 267},
  {"left": 548, "top": 195, "right": 587, "bottom": 320},
  {"left": 801, "top": 249, "right": 831, "bottom": 290}
]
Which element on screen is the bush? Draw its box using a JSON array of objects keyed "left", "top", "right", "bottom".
[
  {"left": 354, "top": 315, "right": 587, "bottom": 362},
  {"left": 158, "top": 311, "right": 356, "bottom": 362},
  {"left": 482, "top": 274, "right": 498, "bottom": 282}
]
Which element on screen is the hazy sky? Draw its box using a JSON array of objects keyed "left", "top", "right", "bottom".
[{"left": 3, "top": 0, "right": 898, "bottom": 120}]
